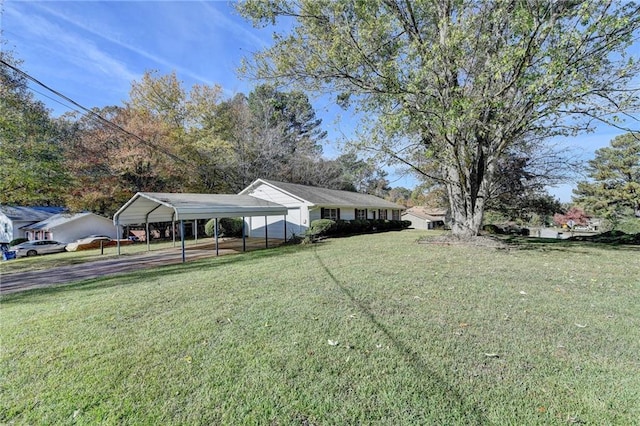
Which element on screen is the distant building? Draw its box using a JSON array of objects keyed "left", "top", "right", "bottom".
[
  {"left": 0, "top": 206, "right": 64, "bottom": 243},
  {"left": 402, "top": 207, "right": 448, "bottom": 230}
]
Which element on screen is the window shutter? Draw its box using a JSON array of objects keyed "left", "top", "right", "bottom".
[
  {"left": 321, "top": 207, "right": 325, "bottom": 219},
  {"left": 337, "top": 208, "right": 341, "bottom": 220}
]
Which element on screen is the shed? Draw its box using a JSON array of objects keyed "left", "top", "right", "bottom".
[{"left": 113, "top": 192, "right": 288, "bottom": 262}]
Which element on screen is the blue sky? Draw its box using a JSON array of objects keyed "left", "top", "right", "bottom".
[{"left": 2, "top": 1, "right": 638, "bottom": 201}]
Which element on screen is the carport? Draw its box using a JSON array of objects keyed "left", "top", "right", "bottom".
[{"left": 113, "top": 192, "right": 289, "bottom": 263}]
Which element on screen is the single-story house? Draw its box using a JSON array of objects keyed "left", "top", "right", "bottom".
[
  {"left": 0, "top": 206, "right": 65, "bottom": 243},
  {"left": 239, "top": 179, "right": 405, "bottom": 239},
  {"left": 20, "top": 212, "right": 120, "bottom": 243},
  {"left": 402, "top": 206, "right": 448, "bottom": 230}
]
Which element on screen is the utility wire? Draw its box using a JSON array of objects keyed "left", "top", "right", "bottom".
[{"left": 0, "top": 58, "right": 187, "bottom": 164}]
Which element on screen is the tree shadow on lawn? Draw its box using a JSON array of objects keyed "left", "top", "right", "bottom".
[
  {"left": 312, "top": 248, "right": 487, "bottom": 424},
  {"left": 1, "top": 244, "right": 307, "bottom": 304},
  {"left": 500, "top": 235, "right": 640, "bottom": 253}
]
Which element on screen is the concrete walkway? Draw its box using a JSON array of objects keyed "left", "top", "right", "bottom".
[{"left": 0, "top": 238, "right": 283, "bottom": 295}]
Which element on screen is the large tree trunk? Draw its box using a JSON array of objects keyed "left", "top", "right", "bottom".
[{"left": 442, "top": 148, "right": 495, "bottom": 239}]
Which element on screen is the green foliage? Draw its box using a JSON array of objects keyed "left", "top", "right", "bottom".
[
  {"left": 219, "top": 218, "right": 244, "bottom": 238},
  {"left": 306, "top": 218, "right": 410, "bottom": 242},
  {"left": 8, "top": 238, "right": 28, "bottom": 247},
  {"left": 573, "top": 133, "right": 640, "bottom": 228},
  {"left": 306, "top": 219, "right": 336, "bottom": 239},
  {"left": 0, "top": 51, "right": 70, "bottom": 206},
  {"left": 204, "top": 218, "right": 244, "bottom": 238}
]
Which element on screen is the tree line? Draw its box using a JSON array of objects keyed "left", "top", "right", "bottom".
[{"left": 1, "top": 54, "right": 390, "bottom": 217}]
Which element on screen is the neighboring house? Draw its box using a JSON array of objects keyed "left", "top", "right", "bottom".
[
  {"left": 0, "top": 206, "right": 65, "bottom": 243},
  {"left": 239, "top": 179, "right": 405, "bottom": 239},
  {"left": 20, "top": 212, "right": 120, "bottom": 243},
  {"left": 402, "top": 206, "right": 448, "bottom": 230}
]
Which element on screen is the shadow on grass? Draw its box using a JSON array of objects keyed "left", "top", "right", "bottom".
[
  {"left": 312, "top": 248, "right": 487, "bottom": 424},
  {"left": 501, "top": 236, "right": 640, "bottom": 253},
  {"left": 1, "top": 244, "right": 309, "bottom": 304}
]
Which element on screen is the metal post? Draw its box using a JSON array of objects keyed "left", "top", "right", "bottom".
[
  {"left": 180, "top": 220, "right": 186, "bottom": 263},
  {"left": 242, "top": 217, "right": 246, "bottom": 252},
  {"left": 283, "top": 214, "right": 287, "bottom": 242},
  {"left": 172, "top": 218, "right": 176, "bottom": 247},
  {"left": 214, "top": 218, "right": 219, "bottom": 256},
  {"left": 116, "top": 222, "right": 121, "bottom": 255},
  {"left": 265, "top": 215, "right": 268, "bottom": 248},
  {"left": 194, "top": 219, "right": 198, "bottom": 245},
  {"left": 146, "top": 222, "right": 150, "bottom": 252}
]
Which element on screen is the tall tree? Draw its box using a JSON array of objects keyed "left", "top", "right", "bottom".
[
  {"left": 238, "top": 0, "right": 640, "bottom": 238},
  {"left": 0, "top": 52, "right": 70, "bottom": 206},
  {"left": 573, "top": 133, "right": 640, "bottom": 227}
]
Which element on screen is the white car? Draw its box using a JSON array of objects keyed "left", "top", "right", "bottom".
[{"left": 11, "top": 240, "right": 67, "bottom": 257}]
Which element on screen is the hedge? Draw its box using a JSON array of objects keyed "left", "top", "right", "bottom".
[{"left": 306, "top": 219, "right": 411, "bottom": 240}]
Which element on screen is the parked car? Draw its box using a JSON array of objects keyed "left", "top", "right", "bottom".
[{"left": 11, "top": 240, "right": 67, "bottom": 257}]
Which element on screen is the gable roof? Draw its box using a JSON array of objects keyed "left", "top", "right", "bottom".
[
  {"left": 20, "top": 212, "right": 107, "bottom": 231},
  {"left": 403, "top": 206, "right": 447, "bottom": 221},
  {"left": 0, "top": 206, "right": 65, "bottom": 222},
  {"left": 242, "top": 179, "right": 404, "bottom": 210},
  {"left": 113, "top": 192, "right": 288, "bottom": 225}
]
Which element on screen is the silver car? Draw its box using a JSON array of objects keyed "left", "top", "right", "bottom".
[{"left": 11, "top": 240, "right": 67, "bottom": 257}]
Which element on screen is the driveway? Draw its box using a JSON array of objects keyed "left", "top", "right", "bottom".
[{"left": 0, "top": 238, "right": 283, "bottom": 295}]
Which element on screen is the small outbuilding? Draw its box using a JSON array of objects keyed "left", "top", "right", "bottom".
[{"left": 402, "top": 207, "right": 448, "bottom": 230}]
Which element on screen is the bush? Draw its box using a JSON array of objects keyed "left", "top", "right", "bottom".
[
  {"left": 307, "top": 219, "right": 336, "bottom": 239},
  {"left": 9, "top": 238, "right": 28, "bottom": 246},
  {"left": 305, "top": 219, "right": 410, "bottom": 242},
  {"left": 204, "top": 218, "right": 245, "bottom": 238}
]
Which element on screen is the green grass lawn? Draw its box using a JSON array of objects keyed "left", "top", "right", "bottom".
[{"left": 1, "top": 231, "right": 639, "bottom": 425}]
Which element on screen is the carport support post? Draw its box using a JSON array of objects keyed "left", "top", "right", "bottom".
[
  {"left": 242, "top": 217, "right": 246, "bottom": 252},
  {"left": 194, "top": 219, "right": 198, "bottom": 245},
  {"left": 180, "top": 220, "right": 186, "bottom": 263},
  {"left": 283, "top": 214, "right": 287, "bottom": 242},
  {"left": 214, "top": 218, "right": 219, "bottom": 256},
  {"left": 146, "top": 222, "right": 150, "bottom": 252},
  {"left": 265, "top": 215, "right": 268, "bottom": 248}
]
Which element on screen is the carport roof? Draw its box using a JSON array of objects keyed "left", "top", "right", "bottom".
[{"left": 113, "top": 192, "right": 288, "bottom": 225}]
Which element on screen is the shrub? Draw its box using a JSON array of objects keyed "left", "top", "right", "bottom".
[
  {"left": 9, "top": 238, "right": 28, "bottom": 246},
  {"left": 307, "top": 219, "right": 336, "bottom": 239},
  {"left": 219, "top": 218, "right": 244, "bottom": 237},
  {"left": 204, "top": 218, "right": 245, "bottom": 238}
]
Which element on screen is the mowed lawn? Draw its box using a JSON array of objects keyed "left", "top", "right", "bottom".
[{"left": 1, "top": 231, "right": 639, "bottom": 425}]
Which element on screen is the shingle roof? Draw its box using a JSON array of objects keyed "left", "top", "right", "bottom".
[
  {"left": 21, "top": 212, "right": 94, "bottom": 231},
  {"left": 0, "top": 206, "right": 65, "bottom": 222},
  {"left": 260, "top": 179, "right": 404, "bottom": 209},
  {"left": 403, "top": 206, "right": 447, "bottom": 221}
]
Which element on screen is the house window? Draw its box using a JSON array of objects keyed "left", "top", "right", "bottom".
[
  {"left": 392, "top": 210, "right": 400, "bottom": 221},
  {"left": 321, "top": 208, "right": 340, "bottom": 220},
  {"left": 355, "top": 209, "right": 367, "bottom": 220},
  {"left": 378, "top": 209, "right": 388, "bottom": 220}
]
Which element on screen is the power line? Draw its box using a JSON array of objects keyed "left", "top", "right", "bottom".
[{"left": 0, "top": 58, "right": 187, "bottom": 165}]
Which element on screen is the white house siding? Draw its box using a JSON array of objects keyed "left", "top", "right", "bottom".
[
  {"left": 0, "top": 213, "right": 15, "bottom": 242},
  {"left": 243, "top": 184, "right": 310, "bottom": 239},
  {"left": 403, "top": 213, "right": 429, "bottom": 230},
  {"left": 23, "top": 213, "right": 119, "bottom": 243},
  {"left": 246, "top": 208, "right": 302, "bottom": 240},
  {"left": 49, "top": 215, "right": 118, "bottom": 243},
  {"left": 247, "top": 184, "right": 304, "bottom": 207}
]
